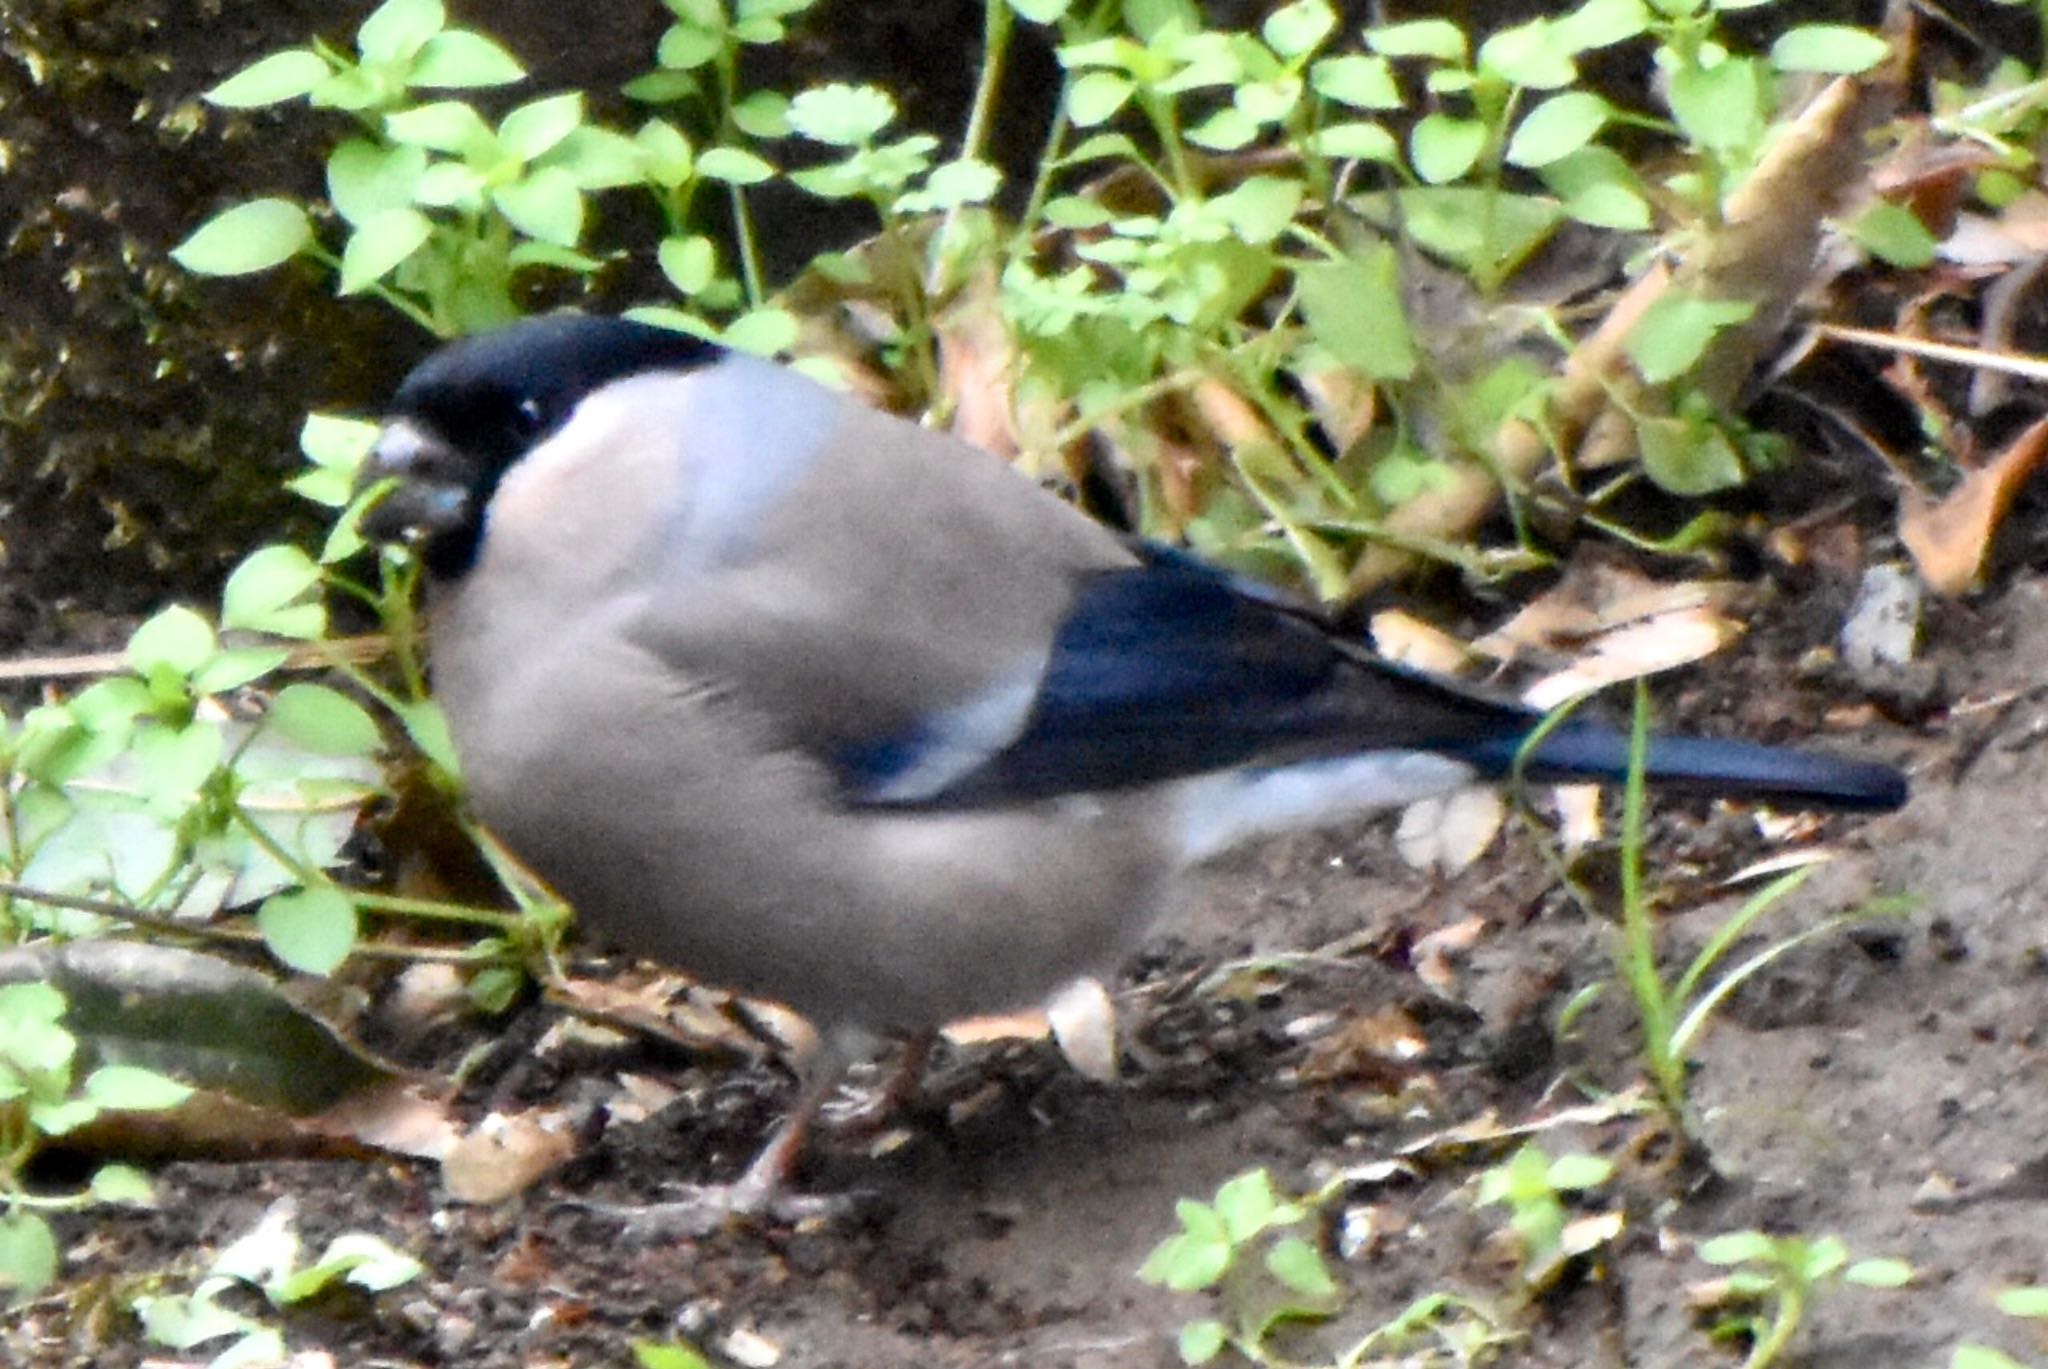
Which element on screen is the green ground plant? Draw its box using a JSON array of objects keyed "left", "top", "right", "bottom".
[
  {"left": 0, "top": 982, "right": 191, "bottom": 1301},
  {"left": 1138, "top": 1166, "right": 1514, "bottom": 1366},
  {"left": 177, "top": 0, "right": 1898, "bottom": 593},
  {"left": 129, "top": 1198, "right": 423, "bottom": 1368},
  {"left": 1694, "top": 1230, "right": 1912, "bottom": 1369},
  {"left": 1588, "top": 686, "right": 1909, "bottom": 1130}
]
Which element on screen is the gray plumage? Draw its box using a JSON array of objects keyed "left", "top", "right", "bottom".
[{"left": 362, "top": 314, "right": 1906, "bottom": 1205}]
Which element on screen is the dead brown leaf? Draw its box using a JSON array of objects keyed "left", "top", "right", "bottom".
[{"left": 1899, "top": 413, "right": 2048, "bottom": 594}]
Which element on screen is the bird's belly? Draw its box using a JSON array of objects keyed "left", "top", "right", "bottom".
[{"left": 435, "top": 618, "right": 1180, "bottom": 1032}]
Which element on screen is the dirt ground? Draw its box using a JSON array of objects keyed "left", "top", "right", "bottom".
[{"left": 8, "top": 565, "right": 2046, "bottom": 1368}]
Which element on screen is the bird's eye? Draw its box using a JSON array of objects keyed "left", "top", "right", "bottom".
[{"left": 514, "top": 396, "right": 547, "bottom": 432}]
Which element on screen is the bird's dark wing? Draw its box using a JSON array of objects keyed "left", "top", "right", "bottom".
[{"left": 833, "top": 544, "right": 1906, "bottom": 814}]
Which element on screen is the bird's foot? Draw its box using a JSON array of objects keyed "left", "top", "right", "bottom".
[{"left": 562, "top": 1180, "right": 877, "bottom": 1239}]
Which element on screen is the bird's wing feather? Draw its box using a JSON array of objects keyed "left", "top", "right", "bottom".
[
  {"left": 836, "top": 543, "right": 1907, "bottom": 814},
  {"left": 835, "top": 543, "right": 1529, "bottom": 805}
]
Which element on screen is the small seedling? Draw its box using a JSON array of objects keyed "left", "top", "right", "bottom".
[
  {"left": 1474, "top": 1143, "right": 1618, "bottom": 1289},
  {"left": 130, "top": 1197, "right": 423, "bottom": 1369},
  {"left": 0, "top": 981, "right": 190, "bottom": 1302},
  {"left": 1541, "top": 684, "right": 1909, "bottom": 1131},
  {"left": 1950, "top": 1285, "right": 2048, "bottom": 1368},
  {"left": 1695, "top": 1230, "right": 1911, "bottom": 1369},
  {"left": 1138, "top": 1168, "right": 1340, "bottom": 1365}
]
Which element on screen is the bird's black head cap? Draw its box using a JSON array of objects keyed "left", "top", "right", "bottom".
[{"left": 370, "top": 314, "right": 719, "bottom": 576}]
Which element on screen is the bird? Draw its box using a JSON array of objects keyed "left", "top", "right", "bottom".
[{"left": 360, "top": 312, "right": 1907, "bottom": 1220}]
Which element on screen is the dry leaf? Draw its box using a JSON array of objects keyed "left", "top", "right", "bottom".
[
  {"left": 442, "top": 1109, "right": 580, "bottom": 1204},
  {"left": 1899, "top": 413, "right": 2048, "bottom": 594},
  {"left": 1395, "top": 788, "right": 1506, "bottom": 874},
  {"left": 1045, "top": 975, "right": 1119, "bottom": 1083},
  {"left": 1370, "top": 610, "right": 1476, "bottom": 675}
]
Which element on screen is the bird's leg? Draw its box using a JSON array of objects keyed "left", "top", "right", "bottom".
[
  {"left": 724, "top": 1041, "right": 856, "bottom": 1212},
  {"left": 563, "top": 1028, "right": 877, "bottom": 1237},
  {"left": 822, "top": 1026, "right": 937, "bottom": 1139}
]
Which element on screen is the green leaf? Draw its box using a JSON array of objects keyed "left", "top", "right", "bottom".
[
  {"left": 1546, "top": 1152, "right": 1614, "bottom": 1190},
  {"left": 259, "top": 887, "right": 359, "bottom": 976},
  {"left": 1266, "top": 1236, "right": 1338, "bottom": 1299},
  {"left": 1951, "top": 1348, "right": 2027, "bottom": 1369},
  {"left": 90, "top": 1163, "right": 157, "bottom": 1205},
  {"left": 499, "top": 92, "right": 583, "bottom": 162},
  {"left": 1541, "top": 145, "right": 1651, "bottom": 230},
  {"left": 1212, "top": 176, "right": 1303, "bottom": 244},
  {"left": 221, "top": 544, "right": 322, "bottom": 637},
  {"left": 84, "top": 1064, "right": 195, "bottom": 1111},
  {"left": 409, "top": 29, "right": 525, "bottom": 87},
  {"left": 356, "top": 0, "right": 445, "bottom": 65},
  {"left": 1410, "top": 114, "right": 1486, "bottom": 183},
  {"left": 1366, "top": 18, "right": 1465, "bottom": 62},
  {"left": 657, "top": 20, "right": 724, "bottom": 71},
  {"left": 393, "top": 699, "right": 461, "bottom": 776},
  {"left": 278, "top": 1232, "right": 423, "bottom": 1302},
  {"left": 1848, "top": 201, "right": 1937, "bottom": 268},
  {"left": 1214, "top": 1170, "right": 1282, "bottom": 1241},
  {"left": 1666, "top": 57, "right": 1763, "bottom": 154},
  {"left": 788, "top": 83, "right": 896, "bottom": 145},
  {"left": 1309, "top": 53, "right": 1400, "bottom": 109},
  {"left": 1626, "top": 293, "right": 1754, "bottom": 383},
  {"left": 731, "top": 89, "right": 790, "bottom": 138},
  {"left": 0, "top": 980, "right": 66, "bottom": 1030},
  {"left": 696, "top": 146, "right": 776, "bottom": 185},
  {"left": 29, "top": 1098, "right": 98, "bottom": 1137},
  {"left": 326, "top": 138, "right": 428, "bottom": 226},
  {"left": 133, "top": 721, "right": 225, "bottom": 811},
  {"left": 1188, "top": 107, "right": 1259, "bottom": 151},
  {"left": 1138, "top": 1228, "right": 1231, "bottom": 1292},
  {"left": 635, "top": 119, "right": 695, "bottom": 186},
  {"left": 1479, "top": 19, "right": 1577, "bottom": 89},
  {"left": 128, "top": 606, "right": 217, "bottom": 679},
  {"left": 721, "top": 306, "right": 799, "bottom": 355},
  {"left": 1770, "top": 25, "right": 1890, "bottom": 75},
  {"left": 300, "top": 414, "right": 378, "bottom": 475},
  {"left": 659, "top": 235, "right": 719, "bottom": 294},
  {"left": 206, "top": 49, "right": 331, "bottom": 108},
  {"left": 1312, "top": 121, "right": 1398, "bottom": 161},
  {"left": 191, "top": 646, "right": 289, "bottom": 695},
  {"left": 339, "top": 207, "right": 433, "bottom": 293},
  {"left": 624, "top": 70, "right": 699, "bottom": 103},
  {"left": 267, "top": 684, "right": 382, "bottom": 759},
  {"left": 1262, "top": 0, "right": 1335, "bottom": 59},
  {"left": 493, "top": 167, "right": 584, "bottom": 246},
  {"left": 383, "top": 99, "right": 496, "bottom": 155},
  {"left": 1298, "top": 248, "right": 1416, "bottom": 380},
  {"left": 635, "top": 1342, "right": 716, "bottom": 1369},
  {"left": 1177, "top": 1320, "right": 1228, "bottom": 1365},
  {"left": 1637, "top": 415, "right": 1744, "bottom": 495},
  {"left": 545, "top": 126, "right": 645, "bottom": 189},
  {"left": 0, "top": 1212, "right": 58, "bottom": 1303},
  {"left": 904, "top": 157, "right": 1001, "bottom": 211},
  {"left": 1009, "top": 0, "right": 1070, "bottom": 21},
  {"left": 171, "top": 199, "right": 313, "bottom": 276},
  {"left": 412, "top": 161, "right": 486, "bottom": 208},
  {"left": 1507, "top": 90, "right": 1609, "bottom": 168},
  {"left": 1995, "top": 1286, "right": 2048, "bottom": 1319},
  {"left": 1068, "top": 71, "right": 1134, "bottom": 126},
  {"left": 1844, "top": 1257, "right": 1913, "bottom": 1288},
  {"left": 1554, "top": 0, "right": 1649, "bottom": 52}
]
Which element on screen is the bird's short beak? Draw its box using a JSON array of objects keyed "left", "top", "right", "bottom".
[{"left": 359, "top": 419, "right": 473, "bottom": 548}]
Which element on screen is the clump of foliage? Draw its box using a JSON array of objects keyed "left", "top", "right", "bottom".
[
  {"left": 0, "top": 982, "right": 191, "bottom": 1301},
  {"left": 177, "top": 0, "right": 1900, "bottom": 595},
  {"left": 131, "top": 1197, "right": 423, "bottom": 1367},
  {"left": 1695, "top": 1230, "right": 1912, "bottom": 1369}
]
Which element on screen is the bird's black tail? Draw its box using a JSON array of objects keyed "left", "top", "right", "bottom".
[{"left": 1462, "top": 724, "right": 1908, "bottom": 813}]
